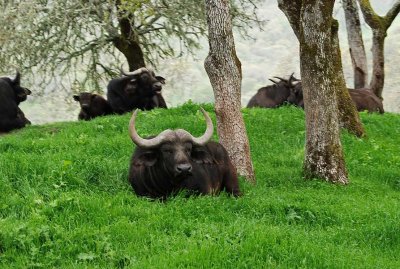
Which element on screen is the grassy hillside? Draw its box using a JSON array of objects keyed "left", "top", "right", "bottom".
[{"left": 1, "top": 104, "right": 399, "bottom": 268}]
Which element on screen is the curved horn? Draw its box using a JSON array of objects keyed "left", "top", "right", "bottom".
[
  {"left": 122, "top": 67, "right": 148, "bottom": 76},
  {"left": 288, "top": 73, "right": 301, "bottom": 86},
  {"left": 129, "top": 107, "right": 213, "bottom": 148},
  {"left": 188, "top": 107, "right": 214, "bottom": 146},
  {"left": 273, "top": 76, "right": 288, "bottom": 82},
  {"left": 13, "top": 70, "right": 21, "bottom": 84},
  {"left": 129, "top": 109, "right": 169, "bottom": 148},
  {"left": 269, "top": 78, "right": 278, "bottom": 84}
]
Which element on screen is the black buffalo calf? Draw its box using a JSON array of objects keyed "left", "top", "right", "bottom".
[
  {"left": 73, "top": 92, "right": 113, "bottom": 121},
  {"left": 128, "top": 108, "right": 241, "bottom": 199},
  {"left": 0, "top": 71, "right": 31, "bottom": 132}
]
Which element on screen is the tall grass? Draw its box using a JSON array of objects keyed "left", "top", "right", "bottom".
[{"left": 0, "top": 103, "right": 399, "bottom": 268}]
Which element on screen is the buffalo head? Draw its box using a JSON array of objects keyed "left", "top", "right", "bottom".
[
  {"left": 287, "top": 82, "right": 303, "bottom": 107},
  {"left": 73, "top": 92, "right": 97, "bottom": 112},
  {"left": 122, "top": 67, "right": 165, "bottom": 97},
  {"left": 10, "top": 71, "right": 31, "bottom": 104},
  {"left": 129, "top": 108, "right": 213, "bottom": 181}
]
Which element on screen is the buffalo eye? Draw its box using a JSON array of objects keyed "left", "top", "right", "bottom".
[{"left": 162, "top": 148, "right": 173, "bottom": 154}]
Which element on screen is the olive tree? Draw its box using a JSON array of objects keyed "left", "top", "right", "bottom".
[
  {"left": 0, "top": 0, "right": 261, "bottom": 91},
  {"left": 279, "top": 0, "right": 350, "bottom": 184},
  {"left": 204, "top": 0, "right": 255, "bottom": 182},
  {"left": 357, "top": 0, "right": 400, "bottom": 99}
]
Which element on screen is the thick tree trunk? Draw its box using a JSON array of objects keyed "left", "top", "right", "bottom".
[
  {"left": 113, "top": 37, "right": 146, "bottom": 71},
  {"left": 279, "top": 0, "right": 363, "bottom": 139},
  {"left": 343, "top": 0, "right": 368, "bottom": 89},
  {"left": 331, "top": 20, "right": 365, "bottom": 138},
  {"left": 357, "top": 0, "right": 400, "bottom": 99},
  {"left": 370, "top": 30, "right": 386, "bottom": 99},
  {"left": 204, "top": 0, "right": 255, "bottom": 183},
  {"left": 114, "top": 0, "right": 146, "bottom": 71},
  {"left": 300, "top": 0, "right": 348, "bottom": 184}
]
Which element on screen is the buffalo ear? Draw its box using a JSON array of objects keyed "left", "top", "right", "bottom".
[
  {"left": 73, "top": 95, "right": 80, "bottom": 101},
  {"left": 191, "top": 146, "right": 214, "bottom": 164},
  {"left": 134, "top": 151, "right": 157, "bottom": 166},
  {"left": 155, "top": 76, "right": 166, "bottom": 84}
]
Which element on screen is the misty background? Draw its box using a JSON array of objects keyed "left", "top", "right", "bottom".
[{"left": 16, "top": 0, "right": 400, "bottom": 124}]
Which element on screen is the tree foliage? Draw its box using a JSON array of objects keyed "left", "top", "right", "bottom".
[{"left": 0, "top": 0, "right": 262, "bottom": 92}]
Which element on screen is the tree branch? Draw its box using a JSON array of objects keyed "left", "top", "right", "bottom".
[
  {"left": 384, "top": 0, "right": 400, "bottom": 29},
  {"left": 357, "top": 0, "right": 382, "bottom": 29},
  {"left": 277, "top": 0, "right": 302, "bottom": 40}
]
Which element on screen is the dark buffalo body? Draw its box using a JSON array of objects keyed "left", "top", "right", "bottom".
[
  {"left": 128, "top": 108, "right": 241, "bottom": 199},
  {"left": 0, "top": 71, "right": 31, "bottom": 132},
  {"left": 349, "top": 88, "right": 384, "bottom": 113},
  {"left": 73, "top": 92, "right": 113, "bottom": 121},
  {"left": 107, "top": 67, "right": 167, "bottom": 114},
  {"left": 287, "top": 83, "right": 384, "bottom": 113},
  {"left": 247, "top": 74, "right": 300, "bottom": 108}
]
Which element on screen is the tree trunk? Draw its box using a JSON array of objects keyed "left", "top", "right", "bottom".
[
  {"left": 279, "top": 0, "right": 349, "bottom": 184},
  {"left": 370, "top": 30, "right": 386, "bottom": 99},
  {"left": 114, "top": 0, "right": 146, "bottom": 71},
  {"left": 204, "top": 0, "right": 255, "bottom": 183},
  {"left": 331, "top": 20, "right": 365, "bottom": 138},
  {"left": 300, "top": 1, "right": 348, "bottom": 184},
  {"left": 279, "top": 0, "right": 363, "bottom": 139},
  {"left": 113, "top": 37, "right": 146, "bottom": 71},
  {"left": 343, "top": 0, "right": 368, "bottom": 89},
  {"left": 357, "top": 0, "right": 400, "bottom": 99}
]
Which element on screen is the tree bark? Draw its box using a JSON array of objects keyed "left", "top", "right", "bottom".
[
  {"left": 279, "top": 0, "right": 364, "bottom": 139},
  {"left": 204, "top": 0, "right": 255, "bottom": 183},
  {"left": 343, "top": 0, "right": 368, "bottom": 89},
  {"left": 357, "top": 0, "right": 400, "bottom": 99},
  {"left": 331, "top": 20, "right": 365, "bottom": 137},
  {"left": 279, "top": 0, "right": 349, "bottom": 184},
  {"left": 114, "top": 0, "right": 146, "bottom": 71}
]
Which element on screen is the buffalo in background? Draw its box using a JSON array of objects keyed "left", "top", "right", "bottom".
[
  {"left": 107, "top": 67, "right": 167, "bottom": 114},
  {"left": 349, "top": 88, "right": 384, "bottom": 113},
  {"left": 0, "top": 71, "right": 31, "bottom": 132},
  {"left": 247, "top": 74, "right": 300, "bottom": 108},
  {"left": 128, "top": 108, "right": 241, "bottom": 199},
  {"left": 73, "top": 92, "right": 113, "bottom": 121},
  {"left": 287, "top": 82, "right": 384, "bottom": 113}
]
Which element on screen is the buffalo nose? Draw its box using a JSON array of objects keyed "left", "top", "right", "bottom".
[
  {"left": 153, "top": 82, "right": 162, "bottom": 92},
  {"left": 175, "top": 164, "right": 192, "bottom": 174},
  {"left": 81, "top": 104, "right": 90, "bottom": 110}
]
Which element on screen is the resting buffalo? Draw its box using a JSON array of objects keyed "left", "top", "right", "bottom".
[
  {"left": 287, "top": 82, "right": 304, "bottom": 108},
  {"left": 107, "top": 67, "right": 167, "bottom": 114},
  {"left": 349, "top": 88, "right": 384, "bottom": 113},
  {"left": 247, "top": 74, "right": 300, "bottom": 108},
  {"left": 128, "top": 108, "right": 241, "bottom": 199},
  {"left": 0, "top": 71, "right": 31, "bottom": 132},
  {"left": 287, "top": 84, "right": 384, "bottom": 113},
  {"left": 73, "top": 92, "right": 113, "bottom": 121}
]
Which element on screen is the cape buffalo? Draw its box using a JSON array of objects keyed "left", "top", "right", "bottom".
[
  {"left": 349, "top": 88, "right": 384, "bottom": 113},
  {"left": 287, "top": 82, "right": 304, "bottom": 108},
  {"left": 73, "top": 92, "right": 113, "bottom": 121},
  {"left": 107, "top": 67, "right": 167, "bottom": 114},
  {"left": 247, "top": 74, "right": 300, "bottom": 108},
  {"left": 287, "top": 84, "right": 384, "bottom": 113},
  {"left": 128, "top": 108, "right": 241, "bottom": 199},
  {"left": 0, "top": 71, "right": 31, "bottom": 132}
]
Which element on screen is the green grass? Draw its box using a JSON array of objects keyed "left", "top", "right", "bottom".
[{"left": 0, "top": 103, "right": 399, "bottom": 268}]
